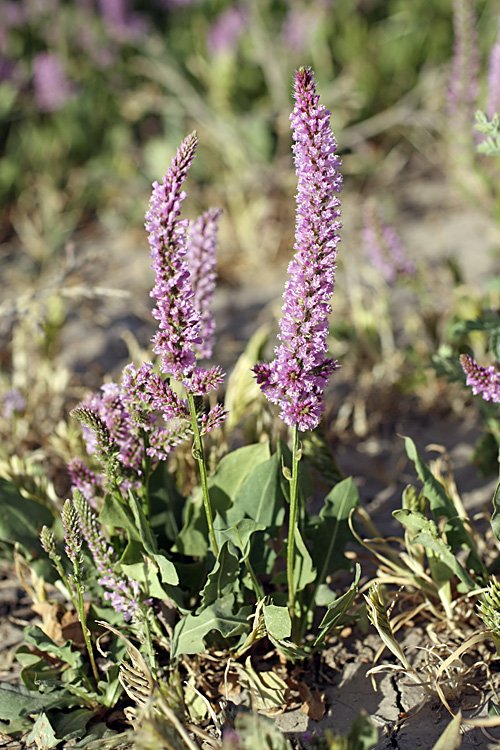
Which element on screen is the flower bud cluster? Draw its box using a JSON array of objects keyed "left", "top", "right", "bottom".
[{"left": 72, "top": 489, "right": 141, "bottom": 623}]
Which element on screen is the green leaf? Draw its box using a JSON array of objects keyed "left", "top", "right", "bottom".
[
  {"left": 404, "top": 438, "right": 487, "bottom": 578},
  {"left": 175, "top": 443, "right": 271, "bottom": 557},
  {"left": 309, "top": 477, "right": 359, "bottom": 577},
  {"left": 171, "top": 594, "right": 250, "bottom": 657},
  {"left": 172, "top": 491, "right": 210, "bottom": 557},
  {"left": 404, "top": 437, "right": 457, "bottom": 518},
  {"left": 263, "top": 604, "right": 291, "bottom": 641},
  {"left": 51, "top": 708, "right": 95, "bottom": 742},
  {"left": 226, "top": 452, "right": 286, "bottom": 528},
  {"left": 99, "top": 494, "right": 141, "bottom": 544},
  {"left": 393, "top": 510, "right": 475, "bottom": 590},
  {"left": 431, "top": 710, "right": 462, "bottom": 750},
  {"left": 120, "top": 559, "right": 169, "bottom": 599},
  {"left": 0, "top": 478, "right": 54, "bottom": 556},
  {"left": 127, "top": 491, "right": 161, "bottom": 556},
  {"left": 209, "top": 442, "right": 271, "bottom": 505},
  {"left": 0, "top": 682, "right": 64, "bottom": 731},
  {"left": 215, "top": 518, "right": 266, "bottom": 561},
  {"left": 151, "top": 552, "right": 178, "bottom": 586},
  {"left": 314, "top": 564, "right": 361, "bottom": 649},
  {"left": 200, "top": 541, "right": 241, "bottom": 608},
  {"left": 293, "top": 528, "right": 316, "bottom": 593},
  {"left": 148, "top": 463, "right": 185, "bottom": 544},
  {"left": 25, "top": 713, "right": 59, "bottom": 750},
  {"left": 23, "top": 626, "right": 83, "bottom": 669},
  {"left": 489, "top": 698, "right": 500, "bottom": 716},
  {"left": 491, "top": 480, "right": 500, "bottom": 543}
]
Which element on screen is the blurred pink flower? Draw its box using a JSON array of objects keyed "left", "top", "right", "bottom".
[
  {"left": 207, "top": 5, "right": 247, "bottom": 57},
  {"left": 98, "top": 0, "right": 148, "bottom": 39},
  {"left": 487, "top": 20, "right": 500, "bottom": 118},
  {"left": 33, "top": 52, "right": 74, "bottom": 112}
]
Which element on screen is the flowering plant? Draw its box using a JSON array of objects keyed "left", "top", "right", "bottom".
[{"left": 2, "top": 68, "right": 359, "bottom": 740}]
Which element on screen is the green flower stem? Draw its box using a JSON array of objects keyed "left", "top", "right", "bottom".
[
  {"left": 244, "top": 557, "right": 264, "bottom": 600},
  {"left": 186, "top": 391, "right": 219, "bottom": 557},
  {"left": 74, "top": 576, "right": 100, "bottom": 686},
  {"left": 287, "top": 426, "right": 301, "bottom": 623},
  {"left": 141, "top": 448, "right": 153, "bottom": 522}
]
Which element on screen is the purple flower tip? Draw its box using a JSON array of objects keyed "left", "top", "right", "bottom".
[{"left": 460, "top": 353, "right": 500, "bottom": 403}]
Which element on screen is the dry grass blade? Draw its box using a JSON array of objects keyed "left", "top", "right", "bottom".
[
  {"left": 96, "top": 621, "right": 202, "bottom": 750},
  {"left": 433, "top": 630, "right": 500, "bottom": 728},
  {"left": 96, "top": 621, "right": 155, "bottom": 704}
]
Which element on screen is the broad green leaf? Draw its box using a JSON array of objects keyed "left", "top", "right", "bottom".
[
  {"left": 151, "top": 552, "right": 178, "bottom": 586},
  {"left": 25, "top": 713, "right": 59, "bottom": 750},
  {"left": 0, "top": 478, "right": 53, "bottom": 556},
  {"left": 163, "top": 559, "right": 207, "bottom": 609},
  {"left": 175, "top": 444, "right": 272, "bottom": 557},
  {"left": 23, "top": 626, "right": 83, "bottom": 669},
  {"left": 315, "top": 584, "right": 339, "bottom": 607},
  {"left": 267, "top": 636, "right": 309, "bottom": 662},
  {"left": 263, "top": 604, "right": 291, "bottom": 641},
  {"left": 200, "top": 541, "right": 240, "bottom": 608},
  {"left": 491, "top": 480, "right": 500, "bottom": 543},
  {"left": 0, "top": 682, "right": 65, "bottom": 729},
  {"left": 293, "top": 528, "right": 316, "bottom": 593},
  {"left": 209, "top": 442, "right": 271, "bottom": 504},
  {"left": 171, "top": 594, "right": 250, "bottom": 657},
  {"left": 314, "top": 564, "right": 361, "bottom": 648},
  {"left": 173, "top": 492, "right": 210, "bottom": 557},
  {"left": 309, "top": 477, "right": 359, "bottom": 578},
  {"left": 215, "top": 518, "right": 266, "bottom": 561},
  {"left": 148, "top": 463, "right": 185, "bottom": 544},
  {"left": 120, "top": 559, "right": 169, "bottom": 598},
  {"left": 51, "top": 708, "right": 95, "bottom": 743},
  {"left": 226, "top": 452, "right": 286, "bottom": 528},
  {"left": 128, "top": 491, "right": 159, "bottom": 555},
  {"left": 99, "top": 494, "right": 141, "bottom": 543},
  {"left": 120, "top": 540, "right": 178, "bottom": 587},
  {"left": 394, "top": 510, "right": 475, "bottom": 590}
]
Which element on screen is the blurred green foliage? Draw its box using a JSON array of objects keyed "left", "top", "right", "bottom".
[{"left": 2, "top": 0, "right": 496, "bottom": 261}]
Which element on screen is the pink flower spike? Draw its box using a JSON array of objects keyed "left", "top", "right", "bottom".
[
  {"left": 146, "top": 132, "right": 203, "bottom": 380},
  {"left": 252, "top": 67, "right": 342, "bottom": 431}
]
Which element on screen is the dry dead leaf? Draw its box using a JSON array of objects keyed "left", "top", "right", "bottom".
[
  {"left": 31, "top": 601, "right": 90, "bottom": 646},
  {"left": 298, "top": 682, "right": 326, "bottom": 721}
]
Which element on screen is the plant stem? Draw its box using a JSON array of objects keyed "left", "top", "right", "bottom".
[
  {"left": 244, "top": 557, "right": 264, "bottom": 599},
  {"left": 141, "top": 447, "right": 153, "bottom": 522},
  {"left": 186, "top": 391, "right": 219, "bottom": 557},
  {"left": 74, "top": 579, "right": 100, "bottom": 686},
  {"left": 287, "top": 425, "right": 300, "bottom": 623}
]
